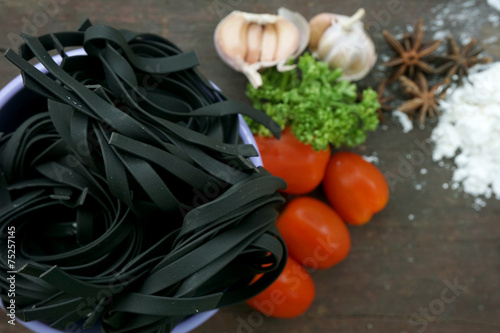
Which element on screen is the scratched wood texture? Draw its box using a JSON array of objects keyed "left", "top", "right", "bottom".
[{"left": 0, "top": 0, "right": 499, "bottom": 332}]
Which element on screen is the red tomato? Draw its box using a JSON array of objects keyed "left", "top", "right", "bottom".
[
  {"left": 276, "top": 197, "right": 351, "bottom": 269},
  {"left": 254, "top": 127, "right": 330, "bottom": 195},
  {"left": 246, "top": 257, "right": 315, "bottom": 318},
  {"left": 323, "top": 152, "right": 389, "bottom": 225}
]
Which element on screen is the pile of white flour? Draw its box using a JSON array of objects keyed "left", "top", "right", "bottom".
[
  {"left": 431, "top": 62, "right": 500, "bottom": 199},
  {"left": 488, "top": 0, "right": 500, "bottom": 12}
]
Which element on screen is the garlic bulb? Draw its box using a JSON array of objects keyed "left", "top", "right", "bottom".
[
  {"left": 309, "top": 8, "right": 377, "bottom": 81},
  {"left": 214, "top": 8, "right": 309, "bottom": 88}
]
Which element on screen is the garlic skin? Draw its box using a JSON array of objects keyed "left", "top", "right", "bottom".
[
  {"left": 214, "top": 8, "right": 309, "bottom": 88},
  {"left": 309, "top": 9, "right": 377, "bottom": 81}
]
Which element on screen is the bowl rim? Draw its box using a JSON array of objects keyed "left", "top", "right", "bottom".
[{"left": 0, "top": 48, "right": 262, "bottom": 333}]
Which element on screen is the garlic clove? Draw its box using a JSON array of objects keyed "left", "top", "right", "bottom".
[
  {"left": 274, "top": 18, "right": 300, "bottom": 63},
  {"left": 276, "top": 7, "right": 310, "bottom": 72},
  {"left": 215, "top": 11, "right": 249, "bottom": 71},
  {"left": 214, "top": 8, "right": 309, "bottom": 88},
  {"left": 309, "top": 13, "right": 335, "bottom": 52},
  {"left": 246, "top": 23, "right": 263, "bottom": 64},
  {"left": 260, "top": 23, "right": 278, "bottom": 62},
  {"left": 308, "top": 8, "right": 377, "bottom": 81}
]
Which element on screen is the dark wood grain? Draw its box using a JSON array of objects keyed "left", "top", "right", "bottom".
[{"left": 1, "top": 0, "right": 500, "bottom": 332}]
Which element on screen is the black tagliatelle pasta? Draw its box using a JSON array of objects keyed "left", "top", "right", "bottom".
[{"left": 0, "top": 20, "right": 287, "bottom": 332}]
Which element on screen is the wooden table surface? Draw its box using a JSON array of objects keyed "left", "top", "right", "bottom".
[{"left": 1, "top": 0, "right": 500, "bottom": 332}]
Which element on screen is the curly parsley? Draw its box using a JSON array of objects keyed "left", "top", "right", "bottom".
[{"left": 245, "top": 53, "right": 380, "bottom": 151}]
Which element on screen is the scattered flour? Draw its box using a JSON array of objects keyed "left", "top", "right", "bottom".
[
  {"left": 363, "top": 154, "right": 379, "bottom": 165},
  {"left": 483, "top": 35, "right": 499, "bottom": 45},
  {"left": 434, "top": 19, "right": 445, "bottom": 27},
  {"left": 380, "top": 54, "right": 391, "bottom": 62},
  {"left": 431, "top": 62, "right": 500, "bottom": 200},
  {"left": 433, "top": 29, "right": 451, "bottom": 41},
  {"left": 462, "top": 0, "right": 476, "bottom": 7},
  {"left": 393, "top": 110, "right": 413, "bottom": 133},
  {"left": 488, "top": 13, "right": 499, "bottom": 23},
  {"left": 429, "top": 1, "right": 499, "bottom": 39},
  {"left": 487, "top": 0, "right": 500, "bottom": 11},
  {"left": 472, "top": 197, "right": 487, "bottom": 211}
]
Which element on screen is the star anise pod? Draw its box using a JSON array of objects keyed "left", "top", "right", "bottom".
[
  {"left": 432, "top": 36, "right": 492, "bottom": 86},
  {"left": 398, "top": 72, "right": 445, "bottom": 125},
  {"left": 375, "top": 79, "right": 394, "bottom": 122},
  {"left": 383, "top": 19, "right": 442, "bottom": 82}
]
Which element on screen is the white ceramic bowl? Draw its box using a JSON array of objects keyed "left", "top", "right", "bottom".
[{"left": 0, "top": 48, "right": 262, "bottom": 333}]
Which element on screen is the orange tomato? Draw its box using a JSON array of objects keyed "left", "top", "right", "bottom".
[
  {"left": 254, "top": 127, "right": 331, "bottom": 195},
  {"left": 323, "top": 151, "right": 389, "bottom": 225},
  {"left": 246, "top": 257, "right": 315, "bottom": 318},
  {"left": 276, "top": 197, "right": 351, "bottom": 269}
]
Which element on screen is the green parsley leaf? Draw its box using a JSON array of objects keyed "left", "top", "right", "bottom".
[{"left": 245, "top": 53, "right": 380, "bottom": 151}]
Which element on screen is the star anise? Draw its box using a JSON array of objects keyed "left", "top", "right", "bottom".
[
  {"left": 398, "top": 72, "right": 445, "bottom": 125},
  {"left": 432, "top": 36, "right": 492, "bottom": 86},
  {"left": 383, "top": 19, "right": 443, "bottom": 82},
  {"left": 375, "top": 79, "right": 394, "bottom": 122}
]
